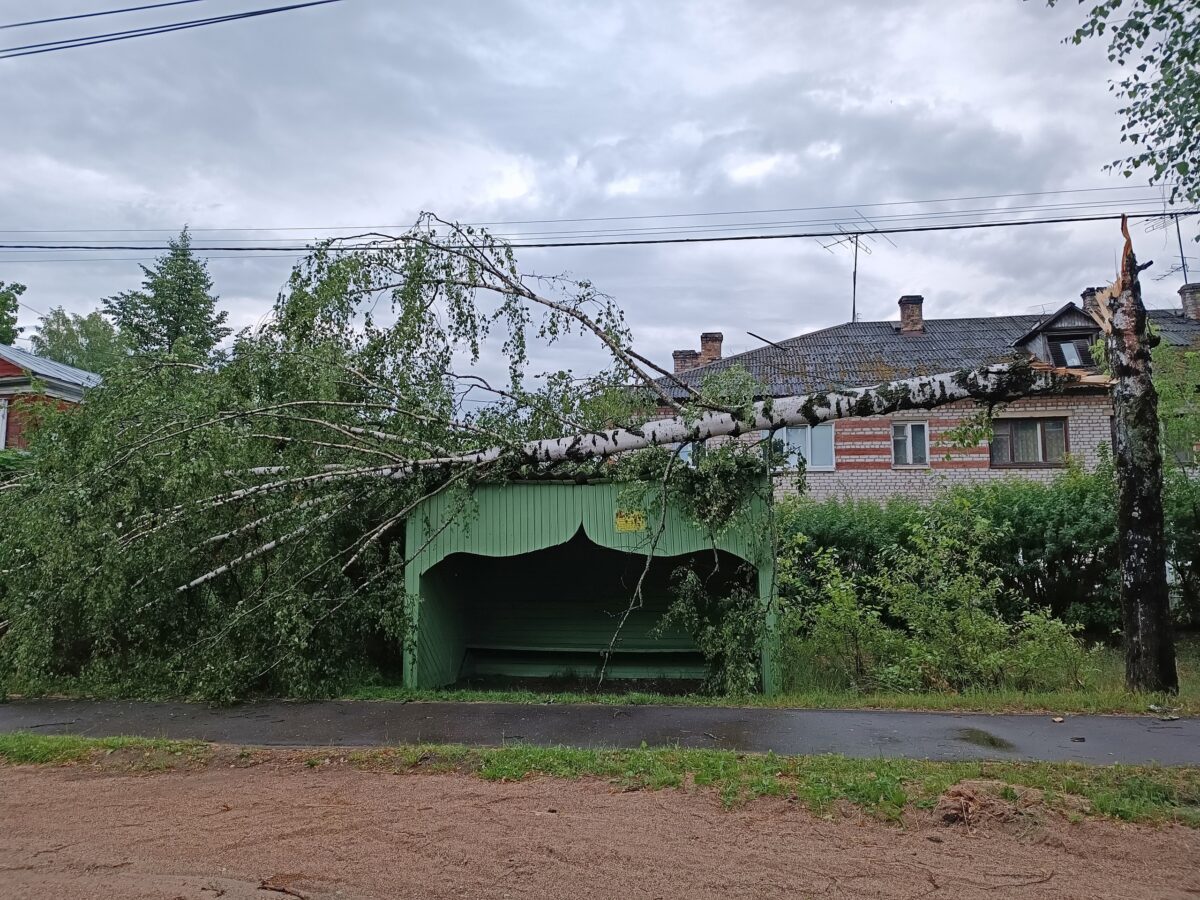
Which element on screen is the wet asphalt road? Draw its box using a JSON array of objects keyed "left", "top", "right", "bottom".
[{"left": 1, "top": 700, "right": 1196, "bottom": 764}]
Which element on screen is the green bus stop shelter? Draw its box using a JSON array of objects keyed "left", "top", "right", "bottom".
[{"left": 402, "top": 480, "right": 778, "bottom": 693}]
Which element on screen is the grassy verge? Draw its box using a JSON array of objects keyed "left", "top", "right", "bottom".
[
  {"left": 0, "top": 732, "right": 208, "bottom": 765},
  {"left": 344, "top": 642, "right": 1200, "bottom": 715},
  {"left": 344, "top": 683, "right": 1196, "bottom": 715},
  {"left": 8, "top": 644, "right": 1197, "bottom": 716},
  {"left": 3, "top": 732, "right": 1198, "bottom": 826}
]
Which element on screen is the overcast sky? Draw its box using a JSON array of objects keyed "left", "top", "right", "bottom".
[{"left": 2, "top": 0, "right": 1196, "bottom": 378}]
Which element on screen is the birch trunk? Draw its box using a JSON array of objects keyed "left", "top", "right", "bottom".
[
  {"left": 1096, "top": 220, "right": 1179, "bottom": 694},
  {"left": 444, "top": 362, "right": 1063, "bottom": 468}
]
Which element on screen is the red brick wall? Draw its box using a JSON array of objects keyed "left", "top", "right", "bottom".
[
  {"left": 2, "top": 394, "right": 74, "bottom": 450},
  {"left": 781, "top": 391, "right": 1114, "bottom": 501}
]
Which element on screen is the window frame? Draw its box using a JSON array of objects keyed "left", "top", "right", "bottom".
[
  {"left": 677, "top": 440, "right": 701, "bottom": 467},
  {"left": 0, "top": 399, "right": 7, "bottom": 451},
  {"left": 773, "top": 423, "right": 835, "bottom": 472},
  {"left": 891, "top": 421, "right": 929, "bottom": 468},
  {"left": 989, "top": 416, "right": 1070, "bottom": 468},
  {"left": 1046, "top": 331, "right": 1098, "bottom": 368}
]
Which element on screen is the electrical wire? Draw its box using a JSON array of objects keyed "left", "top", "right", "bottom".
[
  {"left": 1, "top": 1, "right": 211, "bottom": 29},
  {"left": 0, "top": 210, "right": 1194, "bottom": 254},
  {"left": 0, "top": 0, "right": 345, "bottom": 59},
  {"left": 0, "top": 184, "right": 1174, "bottom": 235},
  {"left": 0, "top": 196, "right": 1179, "bottom": 245}
]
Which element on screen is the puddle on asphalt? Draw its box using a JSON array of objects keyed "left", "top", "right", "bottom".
[{"left": 955, "top": 727, "right": 1016, "bottom": 751}]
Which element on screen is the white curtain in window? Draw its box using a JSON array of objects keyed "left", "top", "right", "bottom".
[
  {"left": 1013, "top": 420, "right": 1040, "bottom": 462},
  {"left": 1042, "top": 420, "right": 1067, "bottom": 461}
]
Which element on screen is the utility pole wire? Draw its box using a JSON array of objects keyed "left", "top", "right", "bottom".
[
  {"left": 0, "top": 210, "right": 1194, "bottom": 252},
  {"left": 0, "top": 0, "right": 345, "bottom": 59},
  {"left": 0, "top": 185, "right": 1178, "bottom": 234},
  {"left": 1, "top": 1, "right": 211, "bottom": 29}
]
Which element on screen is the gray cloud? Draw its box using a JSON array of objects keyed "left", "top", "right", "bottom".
[{"left": 1, "top": 0, "right": 1194, "bottom": 381}]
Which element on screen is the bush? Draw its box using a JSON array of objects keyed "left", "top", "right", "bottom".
[
  {"left": 937, "top": 457, "right": 1120, "bottom": 631},
  {"left": 778, "top": 508, "right": 1095, "bottom": 694},
  {"left": 1165, "top": 468, "right": 1200, "bottom": 626},
  {"left": 778, "top": 460, "right": 1124, "bottom": 633},
  {"left": 775, "top": 495, "right": 922, "bottom": 578}
]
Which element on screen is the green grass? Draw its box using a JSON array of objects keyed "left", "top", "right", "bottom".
[
  {"left": 344, "top": 642, "right": 1200, "bottom": 715},
  {"left": 0, "top": 732, "right": 205, "bottom": 765},
  {"left": 5, "top": 732, "right": 1196, "bottom": 826},
  {"left": 324, "top": 744, "right": 1200, "bottom": 824},
  {"left": 8, "top": 641, "right": 1198, "bottom": 716}
]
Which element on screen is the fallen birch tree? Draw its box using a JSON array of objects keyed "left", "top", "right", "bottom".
[{"left": 0, "top": 215, "right": 1084, "bottom": 698}]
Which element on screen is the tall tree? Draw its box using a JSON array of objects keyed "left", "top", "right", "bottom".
[
  {"left": 0, "top": 281, "right": 26, "bottom": 345},
  {"left": 1092, "top": 216, "right": 1179, "bottom": 693},
  {"left": 30, "top": 308, "right": 126, "bottom": 374},
  {"left": 1050, "top": 0, "right": 1200, "bottom": 207},
  {"left": 102, "top": 229, "right": 230, "bottom": 357}
]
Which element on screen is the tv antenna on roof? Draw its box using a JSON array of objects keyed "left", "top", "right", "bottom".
[
  {"left": 813, "top": 210, "right": 898, "bottom": 323},
  {"left": 1144, "top": 210, "right": 1191, "bottom": 283}
]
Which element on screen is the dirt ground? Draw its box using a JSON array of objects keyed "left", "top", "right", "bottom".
[{"left": 2, "top": 760, "right": 1199, "bottom": 900}]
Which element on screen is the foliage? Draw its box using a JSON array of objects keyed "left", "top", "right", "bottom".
[
  {"left": 101, "top": 229, "right": 230, "bottom": 358},
  {"left": 778, "top": 461, "right": 1126, "bottom": 633},
  {"left": 0, "top": 280, "right": 25, "bottom": 345},
  {"left": 941, "top": 456, "right": 1121, "bottom": 629},
  {"left": 1051, "top": 0, "right": 1200, "bottom": 211},
  {"left": 1156, "top": 342, "right": 1200, "bottom": 621},
  {"left": 0, "top": 449, "right": 29, "bottom": 475},
  {"left": 0, "top": 218, "right": 690, "bottom": 700},
  {"left": 779, "top": 508, "right": 1095, "bottom": 693},
  {"left": 658, "top": 566, "right": 764, "bottom": 695},
  {"left": 29, "top": 307, "right": 127, "bottom": 374},
  {"left": 775, "top": 495, "right": 922, "bottom": 577}
]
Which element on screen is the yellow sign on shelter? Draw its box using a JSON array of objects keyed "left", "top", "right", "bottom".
[{"left": 614, "top": 510, "right": 647, "bottom": 533}]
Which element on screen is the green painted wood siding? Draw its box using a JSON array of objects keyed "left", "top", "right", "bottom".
[{"left": 403, "top": 480, "right": 777, "bottom": 692}]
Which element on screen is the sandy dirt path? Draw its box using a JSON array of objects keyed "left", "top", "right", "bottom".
[{"left": 2, "top": 763, "right": 1198, "bottom": 899}]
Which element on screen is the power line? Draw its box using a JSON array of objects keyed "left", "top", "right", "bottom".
[
  {"left": 463, "top": 184, "right": 1180, "bottom": 228},
  {"left": 1, "top": 1, "right": 211, "bottom": 29},
  {"left": 0, "top": 184, "right": 1173, "bottom": 234},
  {"left": 0, "top": 196, "right": 1181, "bottom": 250},
  {"left": 0, "top": 0, "right": 345, "bottom": 60},
  {"left": 0, "top": 195, "right": 1178, "bottom": 245},
  {"left": 0, "top": 210, "right": 1194, "bottom": 253}
]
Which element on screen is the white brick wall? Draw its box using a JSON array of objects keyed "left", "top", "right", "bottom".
[{"left": 770, "top": 391, "right": 1114, "bottom": 502}]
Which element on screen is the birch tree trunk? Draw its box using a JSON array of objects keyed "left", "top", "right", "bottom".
[{"left": 1097, "top": 219, "right": 1179, "bottom": 694}]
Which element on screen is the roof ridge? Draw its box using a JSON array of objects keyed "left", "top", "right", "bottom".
[{"left": 0, "top": 343, "right": 102, "bottom": 387}]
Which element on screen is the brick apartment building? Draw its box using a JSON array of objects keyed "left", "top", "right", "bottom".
[{"left": 665, "top": 284, "right": 1200, "bottom": 501}]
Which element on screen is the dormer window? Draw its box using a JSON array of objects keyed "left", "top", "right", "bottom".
[{"left": 1047, "top": 334, "right": 1096, "bottom": 368}]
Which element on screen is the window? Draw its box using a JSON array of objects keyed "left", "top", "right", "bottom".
[
  {"left": 776, "top": 424, "right": 834, "bottom": 470},
  {"left": 677, "top": 441, "right": 701, "bottom": 466},
  {"left": 990, "top": 417, "right": 1068, "bottom": 466},
  {"left": 1048, "top": 336, "right": 1096, "bottom": 368},
  {"left": 891, "top": 422, "right": 928, "bottom": 467},
  {"left": 0, "top": 399, "right": 6, "bottom": 451}
]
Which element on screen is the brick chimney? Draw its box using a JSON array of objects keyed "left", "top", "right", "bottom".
[
  {"left": 898, "top": 295, "right": 924, "bottom": 334},
  {"left": 1181, "top": 283, "right": 1200, "bottom": 321},
  {"left": 1081, "top": 286, "right": 1104, "bottom": 318},
  {"left": 672, "top": 349, "right": 701, "bottom": 374},
  {"left": 699, "top": 332, "right": 723, "bottom": 365}
]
